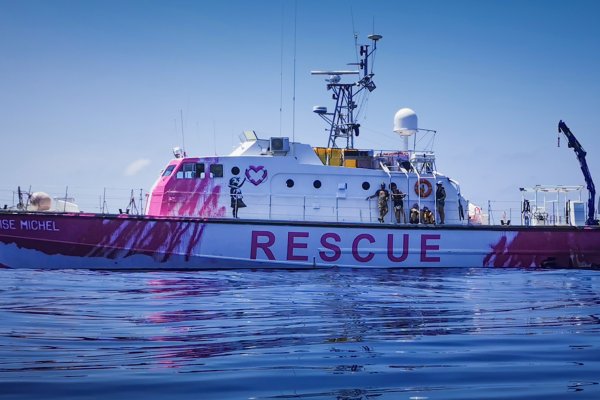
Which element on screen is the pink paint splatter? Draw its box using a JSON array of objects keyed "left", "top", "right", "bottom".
[{"left": 483, "top": 229, "right": 600, "bottom": 268}]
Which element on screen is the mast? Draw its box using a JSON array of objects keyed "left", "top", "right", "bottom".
[{"left": 311, "top": 34, "right": 382, "bottom": 151}]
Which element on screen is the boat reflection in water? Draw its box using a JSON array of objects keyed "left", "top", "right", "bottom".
[{"left": 1, "top": 268, "right": 599, "bottom": 399}]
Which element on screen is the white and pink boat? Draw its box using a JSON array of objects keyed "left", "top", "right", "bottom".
[{"left": 1, "top": 35, "right": 599, "bottom": 270}]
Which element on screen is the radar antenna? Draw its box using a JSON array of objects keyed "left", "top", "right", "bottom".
[{"left": 311, "top": 34, "right": 382, "bottom": 150}]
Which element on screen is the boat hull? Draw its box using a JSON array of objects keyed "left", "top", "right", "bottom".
[{"left": 1, "top": 212, "right": 599, "bottom": 269}]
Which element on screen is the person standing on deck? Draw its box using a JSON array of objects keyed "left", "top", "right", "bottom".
[
  {"left": 366, "top": 183, "right": 389, "bottom": 223},
  {"left": 436, "top": 181, "right": 446, "bottom": 224},
  {"left": 390, "top": 182, "right": 406, "bottom": 223}
]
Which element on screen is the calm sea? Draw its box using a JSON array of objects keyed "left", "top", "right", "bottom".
[{"left": 0, "top": 268, "right": 599, "bottom": 400}]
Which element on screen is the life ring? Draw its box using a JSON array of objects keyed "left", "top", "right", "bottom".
[{"left": 414, "top": 179, "right": 432, "bottom": 198}]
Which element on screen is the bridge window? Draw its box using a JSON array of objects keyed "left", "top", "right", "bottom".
[
  {"left": 176, "top": 162, "right": 196, "bottom": 179},
  {"left": 195, "top": 163, "right": 205, "bottom": 178},
  {"left": 210, "top": 164, "right": 223, "bottom": 178},
  {"left": 175, "top": 163, "right": 206, "bottom": 179},
  {"left": 162, "top": 165, "right": 176, "bottom": 177}
]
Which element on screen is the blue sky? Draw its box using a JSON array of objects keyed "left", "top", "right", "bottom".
[{"left": 1, "top": 0, "right": 599, "bottom": 213}]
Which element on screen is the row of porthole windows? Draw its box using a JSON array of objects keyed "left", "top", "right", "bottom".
[
  {"left": 231, "top": 166, "right": 370, "bottom": 190},
  {"left": 168, "top": 163, "right": 376, "bottom": 192},
  {"left": 286, "top": 179, "right": 372, "bottom": 190},
  {"left": 229, "top": 165, "right": 373, "bottom": 190},
  {"left": 286, "top": 179, "right": 321, "bottom": 188},
  {"left": 286, "top": 179, "right": 322, "bottom": 188}
]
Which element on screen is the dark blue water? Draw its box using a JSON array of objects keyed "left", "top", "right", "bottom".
[{"left": 0, "top": 268, "right": 599, "bottom": 400}]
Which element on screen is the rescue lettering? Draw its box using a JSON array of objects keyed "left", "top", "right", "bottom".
[
  {"left": 287, "top": 232, "right": 309, "bottom": 261},
  {"left": 420, "top": 234, "right": 441, "bottom": 262},
  {"left": 250, "top": 230, "right": 441, "bottom": 264},
  {"left": 387, "top": 233, "right": 409, "bottom": 262},
  {"left": 251, "top": 231, "right": 275, "bottom": 260},
  {"left": 319, "top": 233, "right": 341, "bottom": 262},
  {"left": 352, "top": 234, "right": 375, "bottom": 262}
]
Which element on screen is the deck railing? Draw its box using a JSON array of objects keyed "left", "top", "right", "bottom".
[
  {"left": 3, "top": 187, "right": 595, "bottom": 227},
  {"left": 0, "top": 186, "right": 147, "bottom": 216},
  {"left": 158, "top": 190, "right": 469, "bottom": 226}
]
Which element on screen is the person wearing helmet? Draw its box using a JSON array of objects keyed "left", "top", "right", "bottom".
[
  {"left": 366, "top": 182, "right": 389, "bottom": 223},
  {"left": 436, "top": 180, "right": 446, "bottom": 224}
]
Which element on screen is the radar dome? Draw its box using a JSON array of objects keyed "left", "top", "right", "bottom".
[{"left": 393, "top": 108, "right": 418, "bottom": 136}]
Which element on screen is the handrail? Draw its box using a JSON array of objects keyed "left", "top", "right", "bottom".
[{"left": 156, "top": 190, "right": 465, "bottom": 225}]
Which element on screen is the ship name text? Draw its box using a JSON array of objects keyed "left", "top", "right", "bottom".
[
  {"left": 0, "top": 219, "right": 60, "bottom": 232},
  {"left": 250, "top": 230, "right": 441, "bottom": 264}
]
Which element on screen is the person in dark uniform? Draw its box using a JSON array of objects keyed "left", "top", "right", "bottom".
[
  {"left": 389, "top": 182, "right": 406, "bottom": 223},
  {"left": 436, "top": 181, "right": 446, "bottom": 224},
  {"left": 366, "top": 183, "right": 389, "bottom": 223}
]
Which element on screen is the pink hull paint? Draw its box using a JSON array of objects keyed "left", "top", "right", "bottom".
[
  {"left": 146, "top": 158, "right": 227, "bottom": 218},
  {"left": 1, "top": 212, "right": 600, "bottom": 269}
]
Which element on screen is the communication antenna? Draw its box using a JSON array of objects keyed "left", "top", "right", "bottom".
[
  {"left": 292, "top": 0, "right": 297, "bottom": 152},
  {"left": 17, "top": 186, "right": 24, "bottom": 210},
  {"left": 212, "top": 120, "right": 217, "bottom": 156},
  {"left": 180, "top": 109, "right": 187, "bottom": 157},
  {"left": 311, "top": 34, "right": 382, "bottom": 150},
  {"left": 279, "top": 3, "right": 285, "bottom": 137},
  {"left": 349, "top": 4, "right": 359, "bottom": 63}
]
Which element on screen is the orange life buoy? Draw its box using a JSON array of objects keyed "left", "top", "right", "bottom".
[{"left": 414, "top": 179, "right": 433, "bottom": 198}]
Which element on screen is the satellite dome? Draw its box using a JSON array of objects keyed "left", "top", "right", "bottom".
[{"left": 393, "top": 108, "right": 418, "bottom": 136}]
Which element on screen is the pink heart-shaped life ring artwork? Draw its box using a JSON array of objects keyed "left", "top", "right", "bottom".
[{"left": 245, "top": 165, "right": 268, "bottom": 186}]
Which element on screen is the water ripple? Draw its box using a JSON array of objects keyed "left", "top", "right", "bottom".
[{"left": 0, "top": 268, "right": 599, "bottom": 399}]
